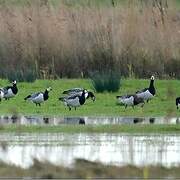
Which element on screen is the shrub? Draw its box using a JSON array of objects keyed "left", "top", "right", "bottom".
[
  {"left": 90, "top": 71, "right": 121, "bottom": 93},
  {"left": 6, "top": 69, "right": 37, "bottom": 82}
]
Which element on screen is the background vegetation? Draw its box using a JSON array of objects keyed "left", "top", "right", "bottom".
[{"left": 0, "top": 0, "right": 179, "bottom": 80}]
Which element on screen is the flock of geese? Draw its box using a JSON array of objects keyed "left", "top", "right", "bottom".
[{"left": 0, "top": 76, "right": 179, "bottom": 110}]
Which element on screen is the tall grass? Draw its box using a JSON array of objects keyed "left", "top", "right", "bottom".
[
  {"left": 91, "top": 71, "right": 121, "bottom": 92},
  {"left": 0, "top": 0, "right": 179, "bottom": 80}
]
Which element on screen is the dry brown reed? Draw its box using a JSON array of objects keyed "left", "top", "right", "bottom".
[{"left": 0, "top": 0, "right": 179, "bottom": 80}]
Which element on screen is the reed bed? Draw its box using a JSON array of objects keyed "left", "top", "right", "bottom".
[{"left": 0, "top": 0, "right": 179, "bottom": 80}]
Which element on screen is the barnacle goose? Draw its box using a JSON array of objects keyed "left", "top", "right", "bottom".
[
  {"left": 59, "top": 89, "right": 86, "bottom": 110},
  {"left": 24, "top": 87, "right": 52, "bottom": 106},
  {"left": 116, "top": 94, "right": 144, "bottom": 108},
  {"left": 3, "top": 80, "right": 18, "bottom": 100},
  {"left": 63, "top": 88, "right": 95, "bottom": 102},
  {"left": 136, "top": 76, "right": 156, "bottom": 102}
]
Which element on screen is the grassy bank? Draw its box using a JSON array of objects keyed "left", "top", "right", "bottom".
[
  {"left": 0, "top": 78, "right": 179, "bottom": 117},
  {"left": 0, "top": 158, "right": 180, "bottom": 178},
  {"left": 1, "top": 124, "right": 180, "bottom": 133}
]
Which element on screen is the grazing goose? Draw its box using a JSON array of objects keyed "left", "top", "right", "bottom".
[
  {"left": 63, "top": 88, "right": 95, "bottom": 102},
  {"left": 59, "top": 90, "right": 86, "bottom": 110},
  {"left": 116, "top": 94, "right": 144, "bottom": 108},
  {"left": 136, "top": 76, "right": 156, "bottom": 102},
  {"left": 3, "top": 80, "right": 18, "bottom": 100},
  {"left": 176, "top": 97, "right": 180, "bottom": 109},
  {"left": 24, "top": 87, "right": 52, "bottom": 106}
]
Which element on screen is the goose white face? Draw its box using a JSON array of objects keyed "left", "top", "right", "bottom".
[
  {"left": 12, "top": 80, "right": 17, "bottom": 85},
  {"left": 151, "top": 76, "right": 155, "bottom": 80},
  {"left": 47, "top": 87, "right": 52, "bottom": 92},
  {"left": 85, "top": 92, "right": 88, "bottom": 99}
]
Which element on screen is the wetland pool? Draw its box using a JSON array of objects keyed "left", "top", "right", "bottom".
[
  {"left": 0, "top": 133, "right": 179, "bottom": 168},
  {"left": 0, "top": 115, "right": 180, "bottom": 125}
]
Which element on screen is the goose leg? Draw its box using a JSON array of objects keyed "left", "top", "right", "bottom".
[
  {"left": 125, "top": 105, "right": 127, "bottom": 109},
  {"left": 68, "top": 106, "right": 71, "bottom": 111},
  {"left": 75, "top": 107, "right": 76, "bottom": 111}
]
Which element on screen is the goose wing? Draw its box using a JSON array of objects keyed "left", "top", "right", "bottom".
[
  {"left": 25, "top": 92, "right": 42, "bottom": 100},
  {"left": 116, "top": 94, "right": 134, "bottom": 105},
  {"left": 136, "top": 88, "right": 148, "bottom": 94},
  {"left": 30, "top": 92, "right": 42, "bottom": 99},
  {"left": 66, "top": 94, "right": 80, "bottom": 100},
  {"left": 59, "top": 93, "right": 80, "bottom": 101},
  {"left": 59, "top": 94, "right": 81, "bottom": 107},
  {"left": 63, "top": 88, "right": 84, "bottom": 94},
  {"left": 2, "top": 86, "right": 11, "bottom": 95},
  {"left": 67, "top": 91, "right": 82, "bottom": 97},
  {"left": 116, "top": 94, "right": 133, "bottom": 99}
]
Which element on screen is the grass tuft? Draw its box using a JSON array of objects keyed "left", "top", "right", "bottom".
[{"left": 90, "top": 71, "right": 121, "bottom": 93}]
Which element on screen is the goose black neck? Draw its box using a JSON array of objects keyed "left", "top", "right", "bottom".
[
  {"left": 79, "top": 91, "right": 86, "bottom": 105},
  {"left": 43, "top": 90, "right": 49, "bottom": 101},
  {"left": 149, "top": 79, "right": 155, "bottom": 95},
  {"left": 12, "top": 84, "right": 18, "bottom": 94},
  {"left": 149, "top": 79, "right": 154, "bottom": 88}
]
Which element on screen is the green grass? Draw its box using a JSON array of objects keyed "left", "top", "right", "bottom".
[
  {"left": 0, "top": 78, "right": 179, "bottom": 117},
  {"left": 0, "top": 0, "right": 126, "bottom": 7},
  {"left": 2, "top": 0, "right": 179, "bottom": 8},
  {"left": 1, "top": 124, "right": 180, "bottom": 133}
]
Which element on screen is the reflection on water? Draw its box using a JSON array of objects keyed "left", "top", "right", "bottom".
[
  {"left": 0, "top": 115, "right": 179, "bottom": 125},
  {"left": 0, "top": 133, "right": 180, "bottom": 168}
]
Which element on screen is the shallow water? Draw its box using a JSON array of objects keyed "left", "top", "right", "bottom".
[
  {"left": 0, "top": 115, "right": 179, "bottom": 125},
  {"left": 0, "top": 133, "right": 180, "bottom": 168}
]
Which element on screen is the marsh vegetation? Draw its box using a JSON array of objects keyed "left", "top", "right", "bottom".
[{"left": 0, "top": 0, "right": 179, "bottom": 81}]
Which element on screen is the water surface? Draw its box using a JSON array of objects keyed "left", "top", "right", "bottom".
[
  {"left": 0, "top": 115, "right": 179, "bottom": 125},
  {"left": 0, "top": 133, "right": 180, "bottom": 168}
]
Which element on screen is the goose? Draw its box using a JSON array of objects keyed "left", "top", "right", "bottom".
[
  {"left": 176, "top": 97, "right": 180, "bottom": 109},
  {"left": 116, "top": 94, "right": 144, "bottom": 108},
  {"left": 63, "top": 88, "right": 95, "bottom": 102},
  {"left": 135, "top": 76, "right": 156, "bottom": 102},
  {"left": 24, "top": 87, "right": 52, "bottom": 106},
  {"left": 59, "top": 90, "right": 86, "bottom": 110},
  {"left": 2, "top": 80, "right": 18, "bottom": 100}
]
